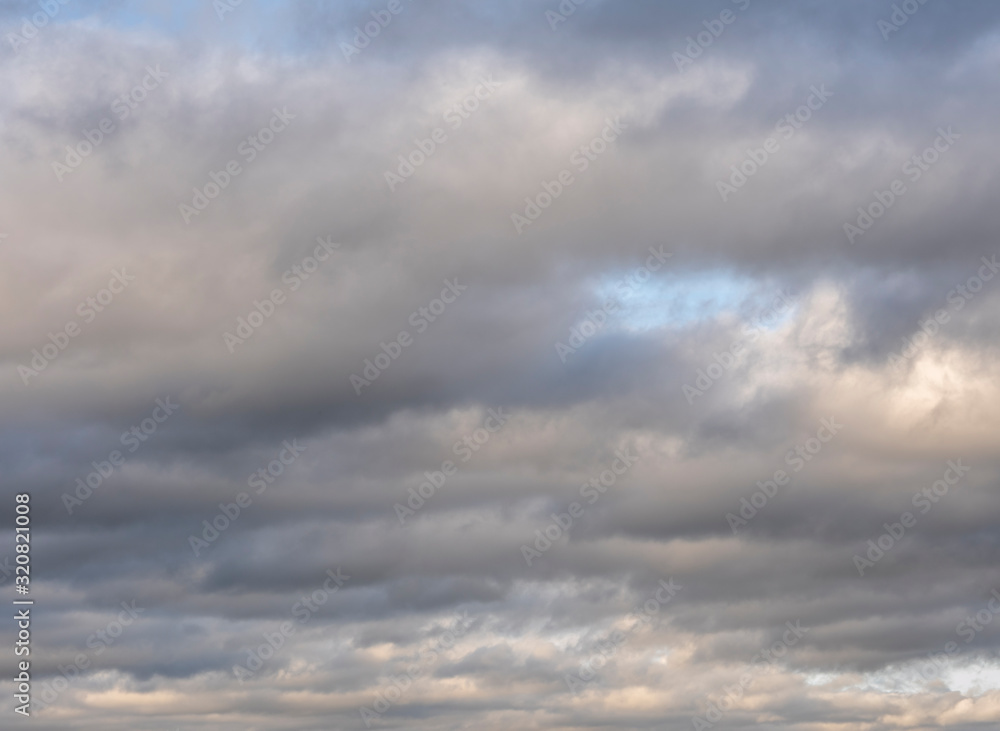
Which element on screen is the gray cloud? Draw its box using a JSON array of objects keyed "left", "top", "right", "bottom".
[{"left": 2, "top": 1, "right": 999, "bottom": 728}]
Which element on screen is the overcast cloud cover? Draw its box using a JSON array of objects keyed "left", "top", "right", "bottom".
[{"left": 1, "top": 0, "right": 999, "bottom": 728}]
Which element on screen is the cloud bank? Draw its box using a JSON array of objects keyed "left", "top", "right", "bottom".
[{"left": 1, "top": 0, "right": 999, "bottom": 728}]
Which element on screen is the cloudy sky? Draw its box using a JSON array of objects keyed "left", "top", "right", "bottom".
[{"left": 2, "top": 0, "right": 1000, "bottom": 729}]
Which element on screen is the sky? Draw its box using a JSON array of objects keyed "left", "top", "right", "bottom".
[{"left": 1, "top": 0, "right": 1000, "bottom": 729}]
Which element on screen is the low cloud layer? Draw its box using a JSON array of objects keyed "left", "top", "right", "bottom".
[{"left": 2, "top": 1, "right": 999, "bottom": 729}]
